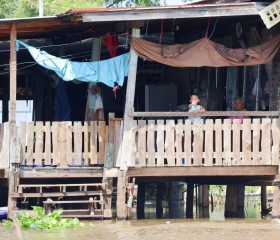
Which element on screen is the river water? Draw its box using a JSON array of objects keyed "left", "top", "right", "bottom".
[
  {"left": 1, "top": 218, "right": 280, "bottom": 240},
  {"left": 1, "top": 206, "right": 280, "bottom": 240}
]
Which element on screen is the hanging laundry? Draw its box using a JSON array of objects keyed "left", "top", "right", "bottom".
[
  {"left": 16, "top": 40, "right": 129, "bottom": 88},
  {"left": 85, "top": 84, "right": 104, "bottom": 121},
  {"left": 54, "top": 78, "right": 71, "bottom": 121},
  {"left": 103, "top": 32, "right": 119, "bottom": 58}
]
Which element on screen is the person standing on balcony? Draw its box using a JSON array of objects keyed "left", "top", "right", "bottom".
[
  {"left": 230, "top": 97, "right": 246, "bottom": 120},
  {"left": 188, "top": 94, "right": 206, "bottom": 121}
]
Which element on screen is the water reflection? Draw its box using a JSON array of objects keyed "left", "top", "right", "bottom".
[{"left": 1, "top": 218, "right": 280, "bottom": 240}]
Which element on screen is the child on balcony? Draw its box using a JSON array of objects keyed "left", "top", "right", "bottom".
[{"left": 188, "top": 94, "right": 205, "bottom": 121}]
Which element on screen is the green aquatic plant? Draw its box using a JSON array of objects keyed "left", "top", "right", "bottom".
[{"left": 2, "top": 206, "right": 84, "bottom": 230}]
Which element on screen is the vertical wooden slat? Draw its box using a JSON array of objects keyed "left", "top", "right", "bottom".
[
  {"left": 34, "top": 121, "right": 44, "bottom": 165},
  {"left": 223, "top": 119, "right": 232, "bottom": 166},
  {"left": 51, "top": 122, "right": 59, "bottom": 166},
  {"left": 175, "top": 120, "right": 183, "bottom": 166},
  {"left": 65, "top": 122, "right": 73, "bottom": 166},
  {"left": 165, "top": 120, "right": 175, "bottom": 166},
  {"left": 90, "top": 121, "right": 98, "bottom": 165},
  {"left": 115, "top": 120, "right": 123, "bottom": 167},
  {"left": 261, "top": 118, "right": 272, "bottom": 165},
  {"left": 147, "top": 120, "right": 155, "bottom": 166},
  {"left": 73, "top": 122, "right": 82, "bottom": 165},
  {"left": 98, "top": 121, "right": 106, "bottom": 165},
  {"left": 192, "top": 120, "right": 203, "bottom": 166},
  {"left": 271, "top": 118, "right": 280, "bottom": 165},
  {"left": 19, "top": 122, "right": 26, "bottom": 165},
  {"left": 214, "top": 119, "right": 223, "bottom": 166},
  {"left": 184, "top": 120, "right": 192, "bottom": 166},
  {"left": 44, "top": 122, "right": 51, "bottom": 166},
  {"left": 204, "top": 119, "right": 214, "bottom": 166},
  {"left": 0, "top": 123, "right": 10, "bottom": 168},
  {"left": 115, "top": 121, "right": 123, "bottom": 167},
  {"left": 129, "top": 120, "right": 137, "bottom": 166},
  {"left": 58, "top": 122, "right": 67, "bottom": 167},
  {"left": 242, "top": 119, "right": 252, "bottom": 165},
  {"left": 252, "top": 119, "right": 261, "bottom": 165},
  {"left": 156, "top": 120, "right": 165, "bottom": 167},
  {"left": 26, "top": 122, "right": 34, "bottom": 165},
  {"left": 232, "top": 120, "right": 241, "bottom": 165},
  {"left": 137, "top": 120, "right": 146, "bottom": 167},
  {"left": 83, "top": 121, "right": 89, "bottom": 165}
]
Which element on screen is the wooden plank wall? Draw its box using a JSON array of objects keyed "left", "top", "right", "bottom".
[
  {"left": 0, "top": 121, "right": 107, "bottom": 167},
  {"left": 127, "top": 118, "right": 280, "bottom": 167}
]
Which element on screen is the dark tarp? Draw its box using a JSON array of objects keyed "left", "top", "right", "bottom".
[{"left": 130, "top": 35, "right": 280, "bottom": 67}]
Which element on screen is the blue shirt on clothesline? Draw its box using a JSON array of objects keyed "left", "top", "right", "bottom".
[{"left": 16, "top": 40, "right": 129, "bottom": 88}]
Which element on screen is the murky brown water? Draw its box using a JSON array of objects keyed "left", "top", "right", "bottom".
[{"left": 1, "top": 217, "right": 280, "bottom": 240}]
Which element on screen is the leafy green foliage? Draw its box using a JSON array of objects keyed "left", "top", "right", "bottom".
[
  {"left": 2, "top": 206, "right": 83, "bottom": 230},
  {"left": 0, "top": 0, "right": 162, "bottom": 19}
]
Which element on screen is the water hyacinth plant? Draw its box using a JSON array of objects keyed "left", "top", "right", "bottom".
[{"left": 2, "top": 206, "right": 84, "bottom": 230}]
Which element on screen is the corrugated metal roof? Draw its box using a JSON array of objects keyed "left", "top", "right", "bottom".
[{"left": 68, "top": 2, "right": 257, "bottom": 14}]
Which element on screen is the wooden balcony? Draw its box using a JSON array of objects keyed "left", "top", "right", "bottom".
[{"left": 0, "top": 111, "right": 279, "bottom": 176}]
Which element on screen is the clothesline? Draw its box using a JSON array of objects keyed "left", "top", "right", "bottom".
[{"left": 16, "top": 40, "right": 130, "bottom": 88}]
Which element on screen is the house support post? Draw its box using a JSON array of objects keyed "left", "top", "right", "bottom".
[
  {"left": 168, "top": 181, "right": 184, "bottom": 218},
  {"left": 271, "top": 174, "right": 280, "bottom": 218},
  {"left": 225, "top": 185, "right": 245, "bottom": 218},
  {"left": 136, "top": 182, "right": 146, "bottom": 219},
  {"left": 156, "top": 182, "right": 165, "bottom": 218},
  {"left": 117, "top": 29, "right": 139, "bottom": 219},
  {"left": 260, "top": 186, "right": 267, "bottom": 216},
  {"left": 186, "top": 182, "right": 194, "bottom": 218},
  {"left": 7, "top": 23, "right": 18, "bottom": 219},
  {"left": 198, "top": 185, "right": 209, "bottom": 218}
]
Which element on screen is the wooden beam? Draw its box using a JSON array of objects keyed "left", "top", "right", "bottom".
[
  {"left": 131, "top": 111, "right": 280, "bottom": 118},
  {"left": 81, "top": 3, "right": 262, "bottom": 22},
  {"left": 119, "top": 28, "right": 140, "bottom": 170},
  {"left": 127, "top": 166, "right": 279, "bottom": 177}
]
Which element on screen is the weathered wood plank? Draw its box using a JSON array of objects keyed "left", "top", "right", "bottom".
[
  {"left": 271, "top": 119, "right": 280, "bottom": 165},
  {"left": 137, "top": 120, "right": 146, "bottom": 167},
  {"left": 58, "top": 122, "right": 67, "bottom": 168},
  {"left": 26, "top": 122, "right": 34, "bottom": 165},
  {"left": 232, "top": 120, "right": 241, "bottom": 165},
  {"left": 242, "top": 119, "right": 252, "bottom": 165},
  {"left": 73, "top": 122, "right": 82, "bottom": 165},
  {"left": 115, "top": 120, "right": 123, "bottom": 167},
  {"left": 98, "top": 121, "right": 106, "bottom": 165},
  {"left": 165, "top": 120, "right": 175, "bottom": 166},
  {"left": 175, "top": 120, "right": 183, "bottom": 166},
  {"left": 34, "top": 122, "right": 44, "bottom": 165},
  {"left": 261, "top": 118, "right": 271, "bottom": 165},
  {"left": 131, "top": 111, "right": 280, "bottom": 118},
  {"left": 127, "top": 120, "right": 137, "bottom": 167},
  {"left": 44, "top": 122, "right": 51, "bottom": 166},
  {"left": 83, "top": 121, "right": 89, "bottom": 165},
  {"left": 51, "top": 122, "right": 59, "bottom": 166},
  {"left": 147, "top": 120, "right": 155, "bottom": 166},
  {"left": 252, "top": 119, "right": 261, "bottom": 165},
  {"left": 156, "top": 120, "right": 165, "bottom": 167},
  {"left": 65, "top": 122, "right": 73, "bottom": 166},
  {"left": 192, "top": 120, "right": 204, "bottom": 166},
  {"left": 204, "top": 119, "right": 214, "bottom": 166},
  {"left": 184, "top": 120, "right": 192, "bottom": 166},
  {"left": 214, "top": 119, "right": 223, "bottom": 166},
  {"left": 19, "top": 122, "right": 26, "bottom": 165},
  {"left": 90, "top": 121, "right": 98, "bottom": 165},
  {"left": 223, "top": 119, "right": 232, "bottom": 166}
]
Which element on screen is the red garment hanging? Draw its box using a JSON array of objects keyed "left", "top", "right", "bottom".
[{"left": 103, "top": 32, "right": 118, "bottom": 58}]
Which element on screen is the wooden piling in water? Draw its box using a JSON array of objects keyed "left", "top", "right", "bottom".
[
  {"left": 225, "top": 185, "right": 245, "bottom": 218},
  {"left": 186, "top": 182, "right": 194, "bottom": 218},
  {"left": 137, "top": 182, "right": 146, "bottom": 219}
]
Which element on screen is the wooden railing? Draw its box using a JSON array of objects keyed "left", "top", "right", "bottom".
[
  {"left": 124, "top": 118, "right": 280, "bottom": 167},
  {"left": 0, "top": 121, "right": 107, "bottom": 168}
]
